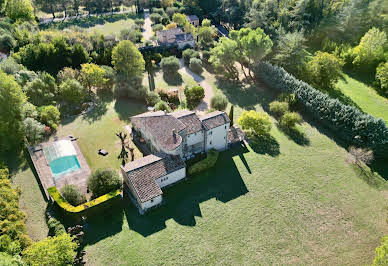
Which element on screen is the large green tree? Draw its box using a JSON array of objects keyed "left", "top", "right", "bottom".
[
  {"left": 111, "top": 40, "right": 145, "bottom": 77},
  {"left": 238, "top": 110, "right": 272, "bottom": 136},
  {"left": 4, "top": 0, "right": 34, "bottom": 21},
  {"left": 209, "top": 37, "right": 239, "bottom": 80},
  {"left": 0, "top": 71, "right": 26, "bottom": 151},
  {"left": 22, "top": 233, "right": 77, "bottom": 266}
]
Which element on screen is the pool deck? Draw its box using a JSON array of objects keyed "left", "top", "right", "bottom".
[{"left": 28, "top": 136, "right": 91, "bottom": 198}]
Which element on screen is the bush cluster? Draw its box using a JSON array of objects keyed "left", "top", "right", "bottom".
[
  {"left": 254, "top": 61, "right": 388, "bottom": 156},
  {"left": 182, "top": 49, "right": 200, "bottom": 65},
  {"left": 210, "top": 94, "right": 228, "bottom": 111},
  {"left": 47, "top": 217, "right": 66, "bottom": 237},
  {"left": 87, "top": 168, "right": 121, "bottom": 198},
  {"left": 60, "top": 184, "right": 86, "bottom": 206},
  {"left": 188, "top": 149, "right": 219, "bottom": 175}
]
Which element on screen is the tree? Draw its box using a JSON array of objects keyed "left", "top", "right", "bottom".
[
  {"left": 0, "top": 33, "right": 16, "bottom": 53},
  {"left": 145, "top": 91, "right": 161, "bottom": 106},
  {"left": 160, "top": 56, "right": 180, "bottom": 75},
  {"left": 376, "top": 62, "right": 388, "bottom": 94},
  {"left": 348, "top": 146, "right": 374, "bottom": 167},
  {"left": 87, "top": 168, "right": 121, "bottom": 198},
  {"left": 189, "top": 58, "right": 203, "bottom": 74},
  {"left": 0, "top": 71, "right": 26, "bottom": 151},
  {"left": 165, "top": 22, "right": 177, "bottom": 30},
  {"left": 280, "top": 111, "right": 302, "bottom": 128},
  {"left": 39, "top": 105, "right": 60, "bottom": 130},
  {"left": 80, "top": 63, "right": 106, "bottom": 92},
  {"left": 182, "top": 49, "right": 200, "bottom": 65},
  {"left": 60, "top": 184, "right": 86, "bottom": 206},
  {"left": 210, "top": 94, "right": 228, "bottom": 111},
  {"left": 202, "top": 18, "right": 211, "bottom": 27},
  {"left": 197, "top": 26, "right": 215, "bottom": 48},
  {"left": 23, "top": 118, "right": 45, "bottom": 144},
  {"left": 229, "top": 105, "right": 234, "bottom": 125},
  {"left": 24, "top": 72, "right": 57, "bottom": 106},
  {"left": 150, "top": 13, "right": 162, "bottom": 24},
  {"left": 22, "top": 233, "right": 77, "bottom": 266},
  {"left": 112, "top": 40, "right": 145, "bottom": 77},
  {"left": 238, "top": 110, "right": 272, "bottom": 136},
  {"left": 184, "top": 85, "right": 205, "bottom": 108},
  {"left": 352, "top": 27, "right": 387, "bottom": 72},
  {"left": 373, "top": 234, "right": 388, "bottom": 266},
  {"left": 4, "top": 0, "right": 34, "bottom": 21},
  {"left": 307, "top": 51, "right": 344, "bottom": 90},
  {"left": 161, "top": 0, "right": 174, "bottom": 8},
  {"left": 154, "top": 100, "right": 172, "bottom": 112},
  {"left": 272, "top": 31, "right": 310, "bottom": 76},
  {"left": 59, "top": 79, "right": 86, "bottom": 104},
  {"left": 172, "top": 13, "right": 187, "bottom": 27},
  {"left": 269, "top": 101, "right": 289, "bottom": 117},
  {"left": 209, "top": 37, "right": 239, "bottom": 80}
]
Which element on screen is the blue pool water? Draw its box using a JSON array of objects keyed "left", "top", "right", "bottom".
[{"left": 50, "top": 156, "right": 81, "bottom": 179}]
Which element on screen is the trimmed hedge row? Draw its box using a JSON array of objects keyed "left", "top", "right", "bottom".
[
  {"left": 253, "top": 62, "right": 388, "bottom": 156},
  {"left": 48, "top": 187, "right": 121, "bottom": 213},
  {"left": 188, "top": 149, "right": 219, "bottom": 175}
]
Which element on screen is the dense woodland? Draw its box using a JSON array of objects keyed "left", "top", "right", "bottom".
[{"left": 0, "top": 0, "right": 388, "bottom": 265}]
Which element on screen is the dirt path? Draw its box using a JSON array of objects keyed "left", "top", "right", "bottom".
[
  {"left": 178, "top": 59, "right": 214, "bottom": 112},
  {"left": 142, "top": 9, "right": 153, "bottom": 41}
]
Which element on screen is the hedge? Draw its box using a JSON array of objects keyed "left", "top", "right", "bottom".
[
  {"left": 48, "top": 187, "right": 121, "bottom": 213},
  {"left": 188, "top": 149, "right": 219, "bottom": 175},
  {"left": 253, "top": 61, "right": 388, "bottom": 156}
]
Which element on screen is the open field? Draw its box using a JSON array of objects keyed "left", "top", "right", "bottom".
[
  {"left": 8, "top": 75, "right": 388, "bottom": 264},
  {"left": 336, "top": 74, "right": 388, "bottom": 124},
  {"left": 86, "top": 18, "right": 135, "bottom": 35}
]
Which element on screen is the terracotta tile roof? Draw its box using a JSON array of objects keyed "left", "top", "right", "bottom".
[
  {"left": 131, "top": 111, "right": 185, "bottom": 151},
  {"left": 228, "top": 125, "right": 245, "bottom": 144},
  {"left": 200, "top": 111, "right": 230, "bottom": 130},
  {"left": 171, "top": 110, "right": 203, "bottom": 135},
  {"left": 122, "top": 154, "right": 185, "bottom": 203}
]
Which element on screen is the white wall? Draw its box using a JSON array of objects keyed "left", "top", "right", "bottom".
[
  {"left": 205, "top": 124, "right": 229, "bottom": 152},
  {"left": 140, "top": 195, "right": 163, "bottom": 210},
  {"left": 187, "top": 131, "right": 204, "bottom": 146},
  {"left": 156, "top": 168, "right": 186, "bottom": 188}
]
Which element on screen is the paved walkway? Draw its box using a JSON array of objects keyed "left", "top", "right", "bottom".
[
  {"left": 178, "top": 59, "right": 214, "bottom": 112},
  {"left": 142, "top": 9, "right": 153, "bottom": 41}
]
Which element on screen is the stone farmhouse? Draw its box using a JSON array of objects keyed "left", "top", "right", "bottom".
[
  {"left": 121, "top": 110, "right": 244, "bottom": 213},
  {"left": 156, "top": 28, "right": 195, "bottom": 49}
]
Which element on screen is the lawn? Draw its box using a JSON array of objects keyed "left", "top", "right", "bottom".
[
  {"left": 8, "top": 76, "right": 388, "bottom": 265},
  {"left": 336, "top": 74, "right": 388, "bottom": 124},
  {"left": 86, "top": 18, "right": 135, "bottom": 36}
]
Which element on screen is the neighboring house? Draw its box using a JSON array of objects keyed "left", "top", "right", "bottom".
[
  {"left": 156, "top": 28, "right": 195, "bottom": 49},
  {"left": 187, "top": 15, "right": 199, "bottom": 26},
  {"left": 131, "top": 110, "right": 231, "bottom": 160},
  {"left": 121, "top": 154, "right": 186, "bottom": 212}
]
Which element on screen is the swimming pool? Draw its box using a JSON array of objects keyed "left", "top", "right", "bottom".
[{"left": 50, "top": 156, "right": 81, "bottom": 179}]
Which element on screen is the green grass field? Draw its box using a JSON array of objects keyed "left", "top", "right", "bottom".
[
  {"left": 86, "top": 18, "right": 135, "bottom": 36},
  {"left": 337, "top": 74, "right": 388, "bottom": 124},
  {"left": 9, "top": 76, "right": 388, "bottom": 265}
]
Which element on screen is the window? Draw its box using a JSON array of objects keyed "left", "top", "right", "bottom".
[
  {"left": 210, "top": 141, "right": 212, "bottom": 145},
  {"left": 225, "top": 126, "right": 227, "bottom": 129},
  {"left": 208, "top": 131, "right": 212, "bottom": 136},
  {"left": 151, "top": 199, "right": 154, "bottom": 203}
]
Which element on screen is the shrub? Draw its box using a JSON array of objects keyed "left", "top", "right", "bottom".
[
  {"left": 189, "top": 58, "right": 203, "bottom": 74},
  {"left": 154, "top": 100, "right": 172, "bottom": 112},
  {"left": 373, "top": 234, "right": 388, "bottom": 265},
  {"left": 182, "top": 49, "right": 200, "bottom": 65},
  {"left": 188, "top": 149, "right": 219, "bottom": 175},
  {"left": 202, "top": 50, "right": 211, "bottom": 63},
  {"left": 152, "top": 7, "right": 165, "bottom": 15},
  {"left": 145, "top": 91, "right": 161, "bottom": 106},
  {"left": 161, "top": 15, "right": 170, "bottom": 25},
  {"left": 60, "top": 184, "right": 86, "bottom": 206},
  {"left": 150, "top": 13, "right": 162, "bottom": 24},
  {"left": 280, "top": 112, "right": 302, "bottom": 128},
  {"left": 160, "top": 56, "right": 180, "bottom": 75},
  {"left": 184, "top": 85, "right": 205, "bottom": 108},
  {"left": 376, "top": 61, "right": 388, "bottom": 94},
  {"left": 23, "top": 118, "right": 45, "bottom": 144},
  {"left": 152, "top": 23, "right": 164, "bottom": 32},
  {"left": 253, "top": 61, "right": 388, "bottom": 156},
  {"left": 87, "top": 169, "right": 121, "bottom": 198},
  {"left": 134, "top": 18, "right": 145, "bottom": 26},
  {"left": 155, "top": 87, "right": 169, "bottom": 100},
  {"left": 278, "top": 93, "right": 296, "bottom": 107},
  {"left": 47, "top": 218, "right": 66, "bottom": 237},
  {"left": 238, "top": 110, "right": 272, "bottom": 136},
  {"left": 269, "top": 101, "right": 289, "bottom": 117},
  {"left": 39, "top": 105, "right": 60, "bottom": 130},
  {"left": 210, "top": 94, "right": 228, "bottom": 111},
  {"left": 59, "top": 79, "right": 86, "bottom": 104}
]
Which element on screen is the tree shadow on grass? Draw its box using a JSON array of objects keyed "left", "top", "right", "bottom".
[
  {"left": 246, "top": 133, "right": 280, "bottom": 157},
  {"left": 277, "top": 124, "right": 310, "bottom": 146},
  {"left": 326, "top": 86, "right": 361, "bottom": 109},
  {"left": 163, "top": 72, "right": 183, "bottom": 86},
  {"left": 123, "top": 147, "right": 249, "bottom": 237},
  {"left": 215, "top": 77, "right": 277, "bottom": 110},
  {"left": 350, "top": 164, "right": 388, "bottom": 190},
  {"left": 82, "top": 100, "right": 108, "bottom": 124},
  {"left": 114, "top": 98, "right": 147, "bottom": 122}
]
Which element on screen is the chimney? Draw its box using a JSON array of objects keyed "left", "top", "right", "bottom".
[{"left": 172, "top": 129, "right": 177, "bottom": 143}]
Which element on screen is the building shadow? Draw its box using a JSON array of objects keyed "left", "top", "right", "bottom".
[{"left": 122, "top": 148, "right": 249, "bottom": 237}]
